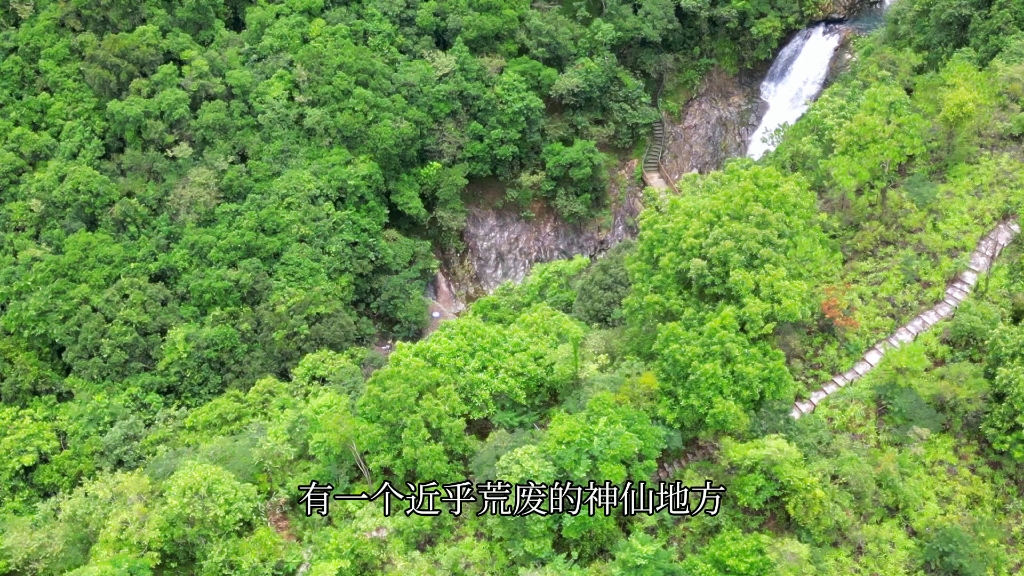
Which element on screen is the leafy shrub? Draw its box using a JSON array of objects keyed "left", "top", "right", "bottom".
[{"left": 572, "top": 241, "right": 634, "bottom": 327}]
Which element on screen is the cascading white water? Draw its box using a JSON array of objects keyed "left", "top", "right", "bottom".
[{"left": 746, "top": 24, "right": 845, "bottom": 160}]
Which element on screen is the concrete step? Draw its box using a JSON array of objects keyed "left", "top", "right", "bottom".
[{"left": 789, "top": 219, "right": 1017, "bottom": 419}]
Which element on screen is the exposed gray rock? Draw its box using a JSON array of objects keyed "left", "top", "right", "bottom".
[
  {"left": 660, "top": 67, "right": 769, "bottom": 178},
  {"left": 951, "top": 279, "right": 972, "bottom": 293},
  {"left": 826, "top": 26, "right": 861, "bottom": 85},
  {"left": 994, "top": 225, "right": 1016, "bottom": 246},
  {"left": 424, "top": 271, "right": 464, "bottom": 336},
  {"left": 969, "top": 251, "right": 992, "bottom": 272},
  {"left": 823, "top": 0, "right": 877, "bottom": 19},
  {"left": 906, "top": 316, "right": 929, "bottom": 335},
  {"left": 921, "top": 309, "right": 942, "bottom": 326},
  {"left": 455, "top": 163, "right": 644, "bottom": 293},
  {"left": 946, "top": 286, "right": 969, "bottom": 301},
  {"left": 450, "top": 4, "right": 887, "bottom": 300}
]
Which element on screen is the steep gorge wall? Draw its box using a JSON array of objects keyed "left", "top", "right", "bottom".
[
  {"left": 446, "top": 4, "right": 873, "bottom": 302},
  {"left": 446, "top": 64, "right": 767, "bottom": 300},
  {"left": 441, "top": 163, "right": 644, "bottom": 300},
  {"left": 661, "top": 67, "right": 769, "bottom": 178}
]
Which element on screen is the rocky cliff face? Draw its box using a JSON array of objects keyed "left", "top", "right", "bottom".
[
  {"left": 660, "top": 12, "right": 867, "bottom": 178},
  {"left": 822, "top": 0, "right": 875, "bottom": 19},
  {"left": 661, "top": 67, "right": 769, "bottom": 178},
  {"left": 446, "top": 63, "right": 792, "bottom": 304},
  {"left": 442, "top": 5, "right": 876, "bottom": 306},
  {"left": 827, "top": 28, "right": 859, "bottom": 83},
  {"left": 441, "top": 163, "right": 644, "bottom": 299}
]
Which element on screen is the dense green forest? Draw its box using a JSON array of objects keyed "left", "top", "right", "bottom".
[
  {"left": 0, "top": 0, "right": 841, "bottom": 407},
  {"left": 3, "top": 0, "right": 1024, "bottom": 572}
]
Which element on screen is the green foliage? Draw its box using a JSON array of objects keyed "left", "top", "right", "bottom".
[
  {"left": 628, "top": 163, "right": 838, "bottom": 337},
  {"left": 652, "top": 309, "right": 795, "bottom": 433},
  {"left": 825, "top": 82, "right": 927, "bottom": 198},
  {"left": 5, "top": 0, "right": 1024, "bottom": 574},
  {"left": 945, "top": 299, "right": 1002, "bottom": 362},
  {"left": 359, "top": 304, "right": 584, "bottom": 482},
  {"left": 291, "top": 349, "right": 365, "bottom": 399},
  {"left": 722, "top": 436, "right": 837, "bottom": 540},
  {"left": 0, "top": 470, "right": 162, "bottom": 574},
  {"left": 540, "top": 139, "right": 609, "bottom": 221},
  {"left": 482, "top": 391, "right": 665, "bottom": 563},
  {"left": 160, "top": 462, "right": 258, "bottom": 563},
  {"left": 982, "top": 323, "right": 1024, "bottom": 458},
  {"left": 626, "top": 163, "right": 837, "bottom": 432},
  {"left": 572, "top": 240, "right": 634, "bottom": 327},
  {"left": 679, "top": 530, "right": 775, "bottom": 576},
  {"left": 198, "top": 528, "right": 302, "bottom": 576},
  {"left": 766, "top": 26, "right": 1024, "bottom": 388},
  {"left": 921, "top": 523, "right": 1002, "bottom": 576},
  {"left": 357, "top": 355, "right": 473, "bottom": 483},
  {"left": 887, "top": 0, "right": 1024, "bottom": 67},
  {"left": 610, "top": 533, "right": 682, "bottom": 576},
  {"left": 540, "top": 391, "right": 664, "bottom": 483},
  {"left": 471, "top": 256, "right": 590, "bottom": 323},
  {"left": 0, "top": 403, "right": 62, "bottom": 508}
]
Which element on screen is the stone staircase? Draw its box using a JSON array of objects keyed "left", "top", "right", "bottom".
[
  {"left": 653, "top": 218, "right": 1020, "bottom": 480},
  {"left": 790, "top": 218, "right": 1021, "bottom": 419},
  {"left": 642, "top": 117, "right": 670, "bottom": 190}
]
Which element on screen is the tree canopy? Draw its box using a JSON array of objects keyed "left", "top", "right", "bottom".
[{"left": 4, "top": 0, "right": 1024, "bottom": 573}]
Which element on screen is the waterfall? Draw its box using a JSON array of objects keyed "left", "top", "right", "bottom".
[
  {"left": 746, "top": 24, "right": 846, "bottom": 160},
  {"left": 746, "top": 0, "right": 899, "bottom": 159}
]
